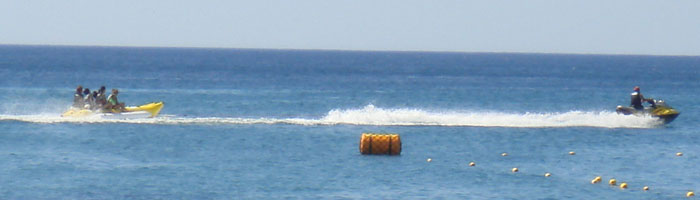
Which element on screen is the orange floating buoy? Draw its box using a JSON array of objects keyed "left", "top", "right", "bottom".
[
  {"left": 469, "top": 162, "right": 475, "bottom": 167},
  {"left": 512, "top": 167, "right": 519, "bottom": 173},
  {"left": 359, "top": 133, "right": 401, "bottom": 155}
]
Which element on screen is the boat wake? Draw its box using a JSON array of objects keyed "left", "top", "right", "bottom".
[
  {"left": 0, "top": 105, "right": 662, "bottom": 128},
  {"left": 319, "top": 105, "right": 662, "bottom": 128}
]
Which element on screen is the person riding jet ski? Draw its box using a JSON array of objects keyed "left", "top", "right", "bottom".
[
  {"left": 617, "top": 86, "right": 680, "bottom": 124},
  {"left": 630, "top": 86, "right": 653, "bottom": 110}
]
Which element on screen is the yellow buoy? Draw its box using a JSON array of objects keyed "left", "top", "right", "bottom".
[
  {"left": 688, "top": 191, "right": 695, "bottom": 197},
  {"left": 591, "top": 176, "right": 602, "bottom": 184},
  {"left": 469, "top": 162, "right": 475, "bottom": 167},
  {"left": 427, "top": 158, "right": 432, "bottom": 162},
  {"left": 620, "top": 182, "right": 628, "bottom": 189},
  {"left": 512, "top": 168, "right": 519, "bottom": 172},
  {"left": 609, "top": 178, "right": 617, "bottom": 186},
  {"left": 569, "top": 151, "right": 576, "bottom": 155},
  {"left": 677, "top": 152, "right": 684, "bottom": 156},
  {"left": 643, "top": 186, "right": 649, "bottom": 191},
  {"left": 359, "top": 133, "right": 401, "bottom": 155},
  {"left": 501, "top": 152, "right": 508, "bottom": 156},
  {"left": 544, "top": 172, "right": 551, "bottom": 177}
]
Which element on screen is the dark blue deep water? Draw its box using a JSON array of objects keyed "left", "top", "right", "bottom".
[{"left": 1, "top": 45, "right": 699, "bottom": 199}]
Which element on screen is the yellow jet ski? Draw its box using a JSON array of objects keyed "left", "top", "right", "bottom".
[
  {"left": 616, "top": 99, "right": 679, "bottom": 124},
  {"left": 61, "top": 102, "right": 164, "bottom": 119}
]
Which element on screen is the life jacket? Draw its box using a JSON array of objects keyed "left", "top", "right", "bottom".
[
  {"left": 107, "top": 94, "right": 119, "bottom": 105},
  {"left": 84, "top": 94, "right": 96, "bottom": 109},
  {"left": 73, "top": 93, "right": 84, "bottom": 108},
  {"left": 630, "top": 92, "right": 643, "bottom": 110},
  {"left": 96, "top": 93, "right": 107, "bottom": 106}
]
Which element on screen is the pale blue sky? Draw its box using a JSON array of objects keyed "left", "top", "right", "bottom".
[{"left": 2, "top": 0, "right": 699, "bottom": 55}]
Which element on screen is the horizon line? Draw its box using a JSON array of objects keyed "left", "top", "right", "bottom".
[{"left": 2, "top": 43, "right": 698, "bottom": 58}]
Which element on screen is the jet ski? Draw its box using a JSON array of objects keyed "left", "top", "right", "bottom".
[
  {"left": 61, "top": 102, "right": 164, "bottom": 119},
  {"left": 616, "top": 99, "right": 679, "bottom": 124}
]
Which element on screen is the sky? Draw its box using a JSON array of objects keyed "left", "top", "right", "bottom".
[{"left": 2, "top": 0, "right": 700, "bottom": 56}]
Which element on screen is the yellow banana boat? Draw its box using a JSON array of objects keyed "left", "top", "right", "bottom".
[{"left": 62, "top": 102, "right": 164, "bottom": 119}]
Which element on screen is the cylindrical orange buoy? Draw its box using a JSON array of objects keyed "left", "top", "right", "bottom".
[
  {"left": 359, "top": 133, "right": 401, "bottom": 155},
  {"left": 609, "top": 178, "right": 617, "bottom": 186},
  {"left": 620, "top": 182, "right": 628, "bottom": 189},
  {"left": 687, "top": 191, "right": 695, "bottom": 197}
]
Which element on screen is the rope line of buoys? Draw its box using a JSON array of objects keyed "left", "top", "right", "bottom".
[
  {"left": 359, "top": 135, "right": 693, "bottom": 197},
  {"left": 591, "top": 176, "right": 658, "bottom": 193}
]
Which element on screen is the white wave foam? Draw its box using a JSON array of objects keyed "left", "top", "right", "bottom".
[
  {"left": 319, "top": 105, "right": 662, "bottom": 128},
  {"left": 0, "top": 105, "right": 663, "bottom": 128},
  {"left": 0, "top": 114, "right": 320, "bottom": 126}
]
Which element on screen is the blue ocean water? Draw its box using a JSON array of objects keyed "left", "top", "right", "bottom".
[{"left": 1, "top": 45, "right": 699, "bottom": 199}]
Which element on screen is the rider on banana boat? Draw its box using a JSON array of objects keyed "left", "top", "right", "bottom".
[
  {"left": 107, "top": 89, "right": 126, "bottom": 112},
  {"left": 83, "top": 88, "right": 95, "bottom": 110},
  {"left": 95, "top": 86, "right": 107, "bottom": 109},
  {"left": 73, "top": 85, "right": 84, "bottom": 108}
]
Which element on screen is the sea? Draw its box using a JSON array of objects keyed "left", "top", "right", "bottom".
[{"left": 0, "top": 45, "right": 698, "bottom": 199}]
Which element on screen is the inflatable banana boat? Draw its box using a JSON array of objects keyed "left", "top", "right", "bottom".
[{"left": 61, "top": 102, "right": 164, "bottom": 119}]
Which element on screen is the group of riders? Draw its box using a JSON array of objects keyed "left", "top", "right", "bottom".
[{"left": 72, "top": 85, "right": 125, "bottom": 112}]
